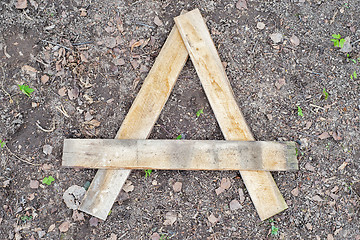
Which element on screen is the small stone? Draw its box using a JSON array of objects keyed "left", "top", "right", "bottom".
[
  {"left": 270, "top": 33, "right": 283, "bottom": 43},
  {"left": 208, "top": 213, "right": 219, "bottom": 224},
  {"left": 327, "top": 234, "right": 334, "bottom": 240},
  {"left": 58, "top": 87, "right": 67, "bottom": 97},
  {"left": 312, "top": 195, "right": 323, "bottom": 202},
  {"left": 29, "top": 180, "right": 39, "bottom": 189},
  {"left": 79, "top": 8, "right": 87, "bottom": 17},
  {"left": 290, "top": 35, "right": 300, "bottom": 46},
  {"left": 172, "top": 182, "right": 182, "bottom": 192},
  {"left": 41, "top": 75, "right": 49, "bottom": 84},
  {"left": 154, "top": 16, "right": 163, "bottom": 26},
  {"left": 48, "top": 224, "right": 56, "bottom": 232},
  {"left": 89, "top": 217, "right": 98, "bottom": 227},
  {"left": 163, "top": 211, "right": 177, "bottom": 226},
  {"left": 229, "top": 199, "right": 241, "bottom": 210},
  {"left": 37, "top": 230, "right": 46, "bottom": 238},
  {"left": 59, "top": 221, "right": 70, "bottom": 232},
  {"left": 257, "top": 22, "right": 265, "bottom": 30},
  {"left": 306, "top": 223, "right": 313, "bottom": 231},
  {"left": 151, "top": 232, "right": 161, "bottom": 240},
  {"left": 84, "top": 112, "right": 93, "bottom": 121},
  {"left": 291, "top": 187, "right": 299, "bottom": 197},
  {"left": 16, "top": 0, "right": 27, "bottom": 9},
  {"left": 43, "top": 145, "right": 53, "bottom": 155},
  {"left": 305, "top": 162, "right": 315, "bottom": 172},
  {"left": 113, "top": 58, "right": 125, "bottom": 66}
]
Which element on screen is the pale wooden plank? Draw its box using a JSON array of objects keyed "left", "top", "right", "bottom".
[
  {"left": 78, "top": 23, "right": 189, "bottom": 220},
  {"left": 63, "top": 139, "right": 298, "bottom": 171},
  {"left": 174, "top": 9, "right": 288, "bottom": 220}
]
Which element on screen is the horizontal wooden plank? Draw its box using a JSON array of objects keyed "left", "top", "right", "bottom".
[
  {"left": 78, "top": 21, "right": 189, "bottom": 220},
  {"left": 63, "top": 139, "right": 298, "bottom": 171},
  {"left": 174, "top": 9, "right": 288, "bottom": 220}
]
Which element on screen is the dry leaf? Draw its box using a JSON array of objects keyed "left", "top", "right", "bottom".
[
  {"left": 318, "top": 132, "right": 330, "bottom": 139},
  {"left": 215, "top": 187, "right": 224, "bottom": 195},
  {"left": 104, "top": 37, "right": 117, "bottom": 49},
  {"left": 115, "top": 17, "right": 124, "bottom": 33},
  {"left": 151, "top": 232, "right": 161, "bottom": 240},
  {"left": 68, "top": 88, "right": 79, "bottom": 100},
  {"left": 72, "top": 210, "right": 85, "bottom": 222},
  {"left": 79, "top": 8, "right": 87, "bottom": 17},
  {"left": 22, "top": 65, "right": 37, "bottom": 73},
  {"left": 338, "top": 162, "right": 348, "bottom": 170},
  {"left": 29, "top": 180, "right": 39, "bottom": 189},
  {"left": 48, "top": 224, "right": 56, "bottom": 232},
  {"left": 327, "top": 234, "right": 334, "bottom": 240},
  {"left": 163, "top": 211, "right": 177, "bottom": 225},
  {"left": 236, "top": 0, "right": 247, "bottom": 10},
  {"left": 130, "top": 60, "right": 139, "bottom": 70},
  {"left": 84, "top": 112, "right": 93, "bottom": 121},
  {"left": 80, "top": 53, "right": 88, "bottom": 62},
  {"left": 59, "top": 221, "right": 70, "bottom": 232},
  {"left": 172, "top": 182, "right": 182, "bottom": 192},
  {"left": 85, "top": 119, "right": 101, "bottom": 127},
  {"left": 220, "top": 178, "right": 231, "bottom": 190},
  {"left": 207, "top": 213, "right": 219, "bottom": 224},
  {"left": 89, "top": 217, "right": 98, "bottom": 227},
  {"left": 41, "top": 75, "right": 49, "bottom": 84},
  {"left": 122, "top": 180, "right": 134, "bottom": 193},
  {"left": 305, "top": 162, "right": 315, "bottom": 172},
  {"left": 139, "top": 65, "right": 149, "bottom": 73},
  {"left": 27, "top": 193, "right": 35, "bottom": 201},
  {"left": 306, "top": 223, "right": 313, "bottom": 231},
  {"left": 43, "top": 145, "right": 53, "bottom": 155},
  {"left": 113, "top": 58, "right": 125, "bottom": 66},
  {"left": 304, "top": 121, "right": 312, "bottom": 130},
  {"left": 106, "top": 233, "right": 117, "bottom": 240},
  {"left": 270, "top": 33, "right": 283, "bottom": 43},
  {"left": 154, "top": 16, "right": 163, "bottom": 26},
  {"left": 58, "top": 87, "right": 67, "bottom": 97},
  {"left": 312, "top": 195, "right": 323, "bottom": 202},
  {"left": 291, "top": 187, "right": 299, "bottom": 197},
  {"left": 42, "top": 163, "right": 53, "bottom": 170},
  {"left": 340, "top": 37, "right": 352, "bottom": 53},
  {"left": 63, "top": 185, "right": 86, "bottom": 210},
  {"left": 290, "top": 35, "right": 300, "bottom": 46},
  {"left": 229, "top": 199, "right": 241, "bottom": 210},
  {"left": 275, "top": 78, "right": 286, "bottom": 89},
  {"left": 16, "top": 0, "right": 27, "bottom": 9},
  {"left": 331, "top": 131, "right": 342, "bottom": 141}
]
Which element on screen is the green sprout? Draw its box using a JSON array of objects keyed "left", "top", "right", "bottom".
[
  {"left": 144, "top": 169, "right": 152, "bottom": 178},
  {"left": 297, "top": 106, "right": 303, "bottom": 117},
  {"left": 330, "top": 34, "right": 345, "bottom": 48},
  {"left": 18, "top": 84, "right": 34, "bottom": 97},
  {"left": 176, "top": 134, "right": 182, "bottom": 140},
  {"left": 196, "top": 108, "right": 204, "bottom": 117},
  {"left": 271, "top": 226, "right": 279, "bottom": 235},
  {"left": 295, "top": 148, "right": 298, "bottom": 157},
  {"left": 42, "top": 176, "right": 55, "bottom": 185},
  {"left": 350, "top": 71, "right": 357, "bottom": 80},
  {"left": 322, "top": 88, "right": 329, "bottom": 100},
  {"left": 269, "top": 218, "right": 275, "bottom": 223},
  {"left": 20, "top": 215, "right": 33, "bottom": 222},
  {"left": 0, "top": 140, "right": 5, "bottom": 148}
]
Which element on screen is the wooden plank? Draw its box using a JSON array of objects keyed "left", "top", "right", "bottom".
[
  {"left": 63, "top": 139, "right": 298, "bottom": 171},
  {"left": 174, "top": 9, "right": 288, "bottom": 220},
  {"left": 78, "top": 23, "right": 189, "bottom": 220}
]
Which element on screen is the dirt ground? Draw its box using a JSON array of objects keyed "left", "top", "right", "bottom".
[{"left": 0, "top": 0, "right": 359, "bottom": 239}]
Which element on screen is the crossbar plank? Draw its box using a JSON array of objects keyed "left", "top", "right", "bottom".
[
  {"left": 63, "top": 139, "right": 298, "bottom": 171},
  {"left": 174, "top": 9, "right": 288, "bottom": 220},
  {"left": 78, "top": 24, "right": 189, "bottom": 220}
]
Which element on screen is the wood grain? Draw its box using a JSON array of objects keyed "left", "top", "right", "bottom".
[
  {"left": 63, "top": 139, "right": 298, "bottom": 171},
  {"left": 78, "top": 23, "right": 189, "bottom": 220},
  {"left": 174, "top": 9, "right": 288, "bottom": 220}
]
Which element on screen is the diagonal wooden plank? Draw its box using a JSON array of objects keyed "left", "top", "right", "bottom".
[
  {"left": 63, "top": 139, "right": 298, "bottom": 171},
  {"left": 174, "top": 8, "right": 288, "bottom": 220},
  {"left": 78, "top": 24, "right": 189, "bottom": 220}
]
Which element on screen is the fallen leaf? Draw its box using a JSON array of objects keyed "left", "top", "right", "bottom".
[
  {"left": 139, "top": 65, "right": 149, "bottom": 73},
  {"left": 104, "top": 37, "right": 117, "bottom": 49},
  {"left": 85, "top": 119, "right": 101, "bottom": 127},
  {"left": 41, "top": 75, "right": 49, "bottom": 84},
  {"left": 215, "top": 187, "right": 225, "bottom": 195},
  {"left": 331, "top": 131, "right": 342, "bottom": 141},
  {"left": 151, "top": 232, "right": 161, "bottom": 240},
  {"left": 154, "top": 16, "right": 163, "bottom": 26},
  {"left": 43, "top": 145, "right": 53, "bottom": 155},
  {"left": 63, "top": 185, "right": 86, "bottom": 210},
  {"left": 22, "top": 65, "right": 37, "bottom": 73},
  {"left": 80, "top": 53, "right": 88, "bottom": 62},
  {"left": 29, "top": 180, "right": 39, "bottom": 189},
  {"left": 122, "top": 180, "right": 134, "bottom": 193},
  {"left": 327, "top": 234, "right": 334, "bottom": 240},
  {"left": 106, "top": 233, "right": 117, "bottom": 240},
  {"left": 305, "top": 162, "right": 315, "bottom": 172},
  {"left": 59, "top": 221, "right": 70, "bottom": 232},
  {"left": 257, "top": 22, "right": 265, "bottom": 30},
  {"left": 37, "top": 230, "right": 46, "bottom": 238},
  {"left": 275, "top": 78, "right": 286, "bottom": 89},
  {"left": 290, "top": 35, "right": 300, "bottom": 47},
  {"left": 68, "top": 87, "right": 79, "bottom": 100},
  {"left": 173, "top": 182, "right": 182, "bottom": 192},
  {"left": 207, "top": 213, "right": 219, "bottom": 224},
  {"left": 220, "top": 178, "right": 231, "bottom": 190},
  {"left": 306, "top": 223, "right": 313, "bottom": 231},
  {"left": 229, "top": 199, "right": 241, "bottom": 210},
  {"left": 58, "top": 87, "right": 67, "bottom": 97},
  {"left": 236, "top": 0, "right": 247, "bottom": 10},
  {"left": 72, "top": 210, "right": 85, "bottom": 222},
  {"left": 27, "top": 193, "right": 35, "bottom": 201},
  {"left": 16, "top": 0, "right": 27, "bottom": 9},
  {"left": 270, "top": 33, "right": 283, "bottom": 44},
  {"left": 312, "top": 195, "right": 323, "bottom": 202},
  {"left": 318, "top": 132, "right": 330, "bottom": 140},
  {"left": 113, "top": 58, "right": 125, "bottom": 66},
  {"left": 291, "top": 187, "right": 299, "bottom": 197},
  {"left": 163, "top": 211, "right": 177, "bottom": 225},
  {"left": 79, "top": 8, "right": 87, "bottom": 17},
  {"left": 84, "top": 112, "right": 93, "bottom": 121},
  {"left": 130, "top": 60, "right": 139, "bottom": 70},
  {"left": 304, "top": 121, "right": 312, "bottom": 130},
  {"left": 238, "top": 188, "right": 245, "bottom": 203},
  {"left": 340, "top": 37, "right": 352, "bottom": 53},
  {"left": 338, "top": 161, "right": 348, "bottom": 170},
  {"left": 89, "top": 217, "right": 98, "bottom": 227},
  {"left": 47, "top": 224, "right": 55, "bottom": 232}
]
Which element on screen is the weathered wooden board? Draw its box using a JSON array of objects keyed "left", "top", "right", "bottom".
[
  {"left": 78, "top": 23, "right": 189, "bottom": 220},
  {"left": 174, "top": 9, "right": 288, "bottom": 220},
  {"left": 63, "top": 139, "right": 298, "bottom": 171}
]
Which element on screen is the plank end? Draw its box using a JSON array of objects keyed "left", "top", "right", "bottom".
[{"left": 285, "top": 141, "right": 299, "bottom": 171}]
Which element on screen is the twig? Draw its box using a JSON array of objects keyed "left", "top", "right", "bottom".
[
  {"left": 309, "top": 104, "right": 325, "bottom": 110},
  {"left": 36, "top": 120, "right": 56, "bottom": 133},
  {"left": 135, "top": 21, "right": 155, "bottom": 28},
  {"left": 56, "top": 105, "right": 70, "bottom": 118},
  {"left": 72, "top": 41, "right": 94, "bottom": 46},
  {"left": 305, "top": 70, "right": 322, "bottom": 75},
  {"left": 0, "top": 66, "right": 13, "bottom": 103},
  {"left": 352, "top": 39, "right": 360, "bottom": 45},
  {"left": 6, "top": 146, "right": 40, "bottom": 166},
  {"left": 41, "top": 40, "right": 72, "bottom": 51}
]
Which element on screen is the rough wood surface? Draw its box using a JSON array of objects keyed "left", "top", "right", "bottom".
[
  {"left": 63, "top": 139, "right": 298, "bottom": 171},
  {"left": 78, "top": 24, "right": 189, "bottom": 220},
  {"left": 174, "top": 8, "right": 288, "bottom": 220}
]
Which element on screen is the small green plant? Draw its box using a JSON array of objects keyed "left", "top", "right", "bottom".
[
  {"left": 322, "top": 88, "right": 329, "bottom": 100},
  {"left": 0, "top": 140, "right": 5, "bottom": 148},
  {"left": 18, "top": 84, "right": 34, "bottom": 97},
  {"left": 20, "top": 215, "right": 33, "bottom": 222},
  {"left": 176, "top": 134, "right": 182, "bottom": 140},
  {"left": 144, "top": 169, "right": 152, "bottom": 178},
  {"left": 42, "top": 176, "right": 55, "bottom": 185},
  {"left": 108, "top": 210, "right": 112, "bottom": 216},
  {"left": 297, "top": 106, "right": 303, "bottom": 117},
  {"left": 350, "top": 71, "right": 357, "bottom": 80},
  {"left": 330, "top": 34, "right": 345, "bottom": 48},
  {"left": 196, "top": 108, "right": 204, "bottom": 117},
  {"left": 295, "top": 148, "right": 298, "bottom": 157},
  {"left": 271, "top": 225, "right": 279, "bottom": 236},
  {"left": 268, "top": 218, "right": 275, "bottom": 223}
]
